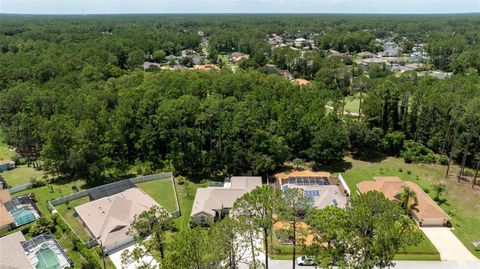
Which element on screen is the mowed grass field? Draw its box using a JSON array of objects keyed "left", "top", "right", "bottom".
[
  {"left": 1, "top": 165, "right": 46, "bottom": 187},
  {"left": 136, "top": 179, "right": 178, "bottom": 212},
  {"left": 173, "top": 179, "right": 206, "bottom": 230},
  {"left": 0, "top": 130, "right": 14, "bottom": 160},
  {"left": 55, "top": 196, "right": 92, "bottom": 242},
  {"left": 0, "top": 129, "right": 48, "bottom": 187},
  {"left": 333, "top": 156, "right": 480, "bottom": 258},
  {"left": 343, "top": 94, "right": 361, "bottom": 114}
]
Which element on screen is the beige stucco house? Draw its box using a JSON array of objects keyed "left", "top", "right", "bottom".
[{"left": 190, "top": 176, "right": 262, "bottom": 226}]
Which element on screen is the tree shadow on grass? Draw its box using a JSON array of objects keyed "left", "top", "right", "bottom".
[
  {"left": 350, "top": 152, "right": 388, "bottom": 163},
  {"left": 314, "top": 159, "right": 353, "bottom": 173},
  {"left": 434, "top": 197, "right": 449, "bottom": 206}
]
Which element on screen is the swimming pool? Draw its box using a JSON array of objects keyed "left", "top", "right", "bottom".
[
  {"left": 35, "top": 247, "right": 60, "bottom": 269},
  {"left": 11, "top": 207, "right": 37, "bottom": 226}
]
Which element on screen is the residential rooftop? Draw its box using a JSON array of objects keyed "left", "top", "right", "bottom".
[
  {"left": 191, "top": 176, "right": 262, "bottom": 217},
  {"left": 357, "top": 177, "right": 450, "bottom": 224},
  {"left": 75, "top": 187, "right": 162, "bottom": 246}
]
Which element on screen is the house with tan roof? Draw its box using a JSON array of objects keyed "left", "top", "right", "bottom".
[
  {"left": 190, "top": 176, "right": 262, "bottom": 226},
  {"left": 0, "top": 231, "right": 71, "bottom": 269},
  {"left": 193, "top": 64, "right": 220, "bottom": 71},
  {"left": 0, "top": 231, "right": 32, "bottom": 269},
  {"left": 292, "top": 78, "right": 311, "bottom": 86},
  {"left": 0, "top": 189, "right": 14, "bottom": 234},
  {"left": 357, "top": 176, "right": 450, "bottom": 227},
  {"left": 74, "top": 187, "right": 163, "bottom": 249}
]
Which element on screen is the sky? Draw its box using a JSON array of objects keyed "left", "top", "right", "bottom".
[{"left": 0, "top": 0, "right": 479, "bottom": 15}]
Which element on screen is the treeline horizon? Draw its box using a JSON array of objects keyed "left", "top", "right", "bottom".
[{"left": 0, "top": 15, "right": 479, "bottom": 184}]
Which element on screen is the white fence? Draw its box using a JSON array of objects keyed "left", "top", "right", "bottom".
[
  {"left": 338, "top": 174, "right": 351, "bottom": 196},
  {"left": 8, "top": 182, "right": 32, "bottom": 194}
]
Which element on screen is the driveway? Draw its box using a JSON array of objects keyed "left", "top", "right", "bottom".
[{"left": 421, "top": 227, "right": 478, "bottom": 261}]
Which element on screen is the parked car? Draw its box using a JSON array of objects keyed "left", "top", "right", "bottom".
[{"left": 296, "top": 256, "right": 315, "bottom": 266}]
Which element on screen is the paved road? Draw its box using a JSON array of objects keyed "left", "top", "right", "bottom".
[
  {"left": 421, "top": 227, "right": 478, "bottom": 261},
  {"left": 246, "top": 260, "right": 480, "bottom": 269}
]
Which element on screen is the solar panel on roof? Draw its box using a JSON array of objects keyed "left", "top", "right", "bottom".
[{"left": 304, "top": 190, "right": 320, "bottom": 197}]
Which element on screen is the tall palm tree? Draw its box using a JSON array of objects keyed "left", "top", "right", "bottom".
[{"left": 399, "top": 187, "right": 418, "bottom": 215}]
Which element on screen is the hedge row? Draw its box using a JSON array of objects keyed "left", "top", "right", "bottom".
[{"left": 54, "top": 214, "right": 102, "bottom": 268}]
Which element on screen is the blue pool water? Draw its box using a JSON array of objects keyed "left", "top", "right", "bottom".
[{"left": 11, "top": 208, "right": 36, "bottom": 226}]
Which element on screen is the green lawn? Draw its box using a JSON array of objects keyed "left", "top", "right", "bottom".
[
  {"left": 14, "top": 180, "right": 85, "bottom": 216},
  {"left": 343, "top": 94, "right": 361, "bottom": 114},
  {"left": 218, "top": 54, "right": 239, "bottom": 72},
  {"left": 1, "top": 165, "right": 46, "bottom": 187},
  {"left": 173, "top": 178, "right": 206, "bottom": 231},
  {"left": 55, "top": 196, "right": 91, "bottom": 242},
  {"left": 332, "top": 156, "right": 480, "bottom": 258},
  {"left": 9, "top": 180, "right": 118, "bottom": 267},
  {"left": 136, "top": 179, "right": 178, "bottom": 212},
  {"left": 271, "top": 224, "right": 439, "bottom": 261},
  {"left": 0, "top": 129, "right": 14, "bottom": 160},
  {"left": 396, "top": 231, "right": 440, "bottom": 260}
]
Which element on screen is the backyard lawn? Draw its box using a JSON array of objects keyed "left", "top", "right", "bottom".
[
  {"left": 55, "top": 196, "right": 91, "bottom": 242},
  {"left": 218, "top": 54, "right": 239, "bottom": 72},
  {"left": 343, "top": 94, "right": 361, "bottom": 114},
  {"left": 14, "top": 180, "right": 86, "bottom": 216},
  {"left": 136, "top": 179, "right": 178, "bottom": 212},
  {"left": 0, "top": 129, "right": 14, "bottom": 160},
  {"left": 1, "top": 165, "right": 47, "bottom": 187},
  {"left": 173, "top": 178, "right": 206, "bottom": 231},
  {"left": 330, "top": 156, "right": 480, "bottom": 258}
]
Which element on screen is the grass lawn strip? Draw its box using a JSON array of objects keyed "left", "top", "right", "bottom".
[
  {"left": 55, "top": 196, "right": 91, "bottom": 242},
  {"left": 336, "top": 156, "right": 480, "bottom": 259},
  {"left": 136, "top": 179, "right": 177, "bottom": 212}
]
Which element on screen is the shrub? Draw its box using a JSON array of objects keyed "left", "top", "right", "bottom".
[
  {"left": 398, "top": 168, "right": 403, "bottom": 172},
  {"left": 176, "top": 175, "right": 186, "bottom": 185},
  {"left": 401, "top": 140, "right": 436, "bottom": 164},
  {"left": 54, "top": 214, "right": 102, "bottom": 268},
  {"left": 11, "top": 154, "right": 26, "bottom": 165},
  {"left": 29, "top": 216, "right": 56, "bottom": 236},
  {"left": 31, "top": 178, "right": 46, "bottom": 187},
  {"left": 382, "top": 131, "right": 405, "bottom": 156},
  {"left": 437, "top": 155, "right": 449, "bottom": 165}
]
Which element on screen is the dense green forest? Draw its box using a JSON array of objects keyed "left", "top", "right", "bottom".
[{"left": 0, "top": 15, "right": 479, "bottom": 184}]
